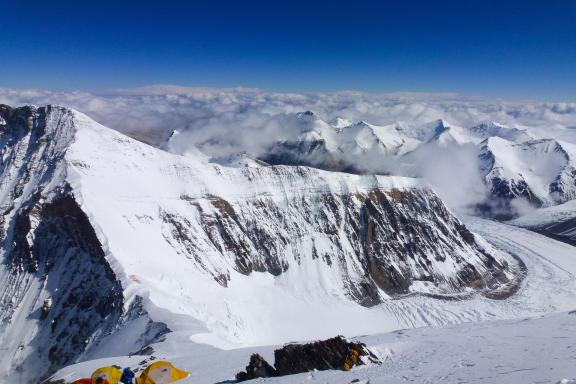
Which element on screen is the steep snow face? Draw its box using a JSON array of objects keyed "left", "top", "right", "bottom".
[
  {"left": 468, "top": 122, "right": 533, "bottom": 143},
  {"left": 261, "top": 112, "right": 576, "bottom": 217},
  {"left": 0, "top": 105, "right": 518, "bottom": 382},
  {"left": 479, "top": 137, "right": 576, "bottom": 214},
  {"left": 417, "top": 119, "right": 470, "bottom": 145},
  {"left": 0, "top": 106, "right": 126, "bottom": 383},
  {"left": 67, "top": 106, "right": 515, "bottom": 309},
  {"left": 264, "top": 112, "right": 420, "bottom": 173}
]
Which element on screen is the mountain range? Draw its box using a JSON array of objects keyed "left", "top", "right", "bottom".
[
  {"left": 257, "top": 111, "right": 576, "bottom": 218},
  {"left": 0, "top": 104, "right": 575, "bottom": 383}
]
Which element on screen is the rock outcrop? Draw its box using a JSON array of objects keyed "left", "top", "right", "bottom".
[{"left": 235, "top": 336, "right": 379, "bottom": 381}]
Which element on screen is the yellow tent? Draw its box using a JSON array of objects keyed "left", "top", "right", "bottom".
[
  {"left": 136, "top": 361, "right": 189, "bottom": 384},
  {"left": 91, "top": 365, "right": 123, "bottom": 383}
]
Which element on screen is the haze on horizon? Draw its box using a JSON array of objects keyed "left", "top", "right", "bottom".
[{"left": 1, "top": 0, "right": 576, "bottom": 100}]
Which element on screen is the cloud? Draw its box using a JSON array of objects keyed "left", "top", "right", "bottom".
[
  {"left": 400, "top": 142, "right": 488, "bottom": 212},
  {"left": 2, "top": 85, "right": 576, "bottom": 148},
  {"left": 2, "top": 85, "right": 576, "bottom": 212}
]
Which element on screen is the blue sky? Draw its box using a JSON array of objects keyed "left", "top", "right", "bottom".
[{"left": 1, "top": 0, "right": 575, "bottom": 99}]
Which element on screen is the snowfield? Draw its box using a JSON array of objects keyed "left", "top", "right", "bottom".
[
  {"left": 511, "top": 199, "right": 576, "bottom": 228},
  {"left": 51, "top": 218, "right": 576, "bottom": 384},
  {"left": 51, "top": 311, "right": 576, "bottom": 384},
  {"left": 510, "top": 200, "right": 576, "bottom": 245}
]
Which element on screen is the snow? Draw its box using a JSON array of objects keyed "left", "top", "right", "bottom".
[
  {"left": 54, "top": 311, "right": 576, "bottom": 384},
  {"left": 284, "top": 114, "right": 423, "bottom": 161},
  {"left": 510, "top": 199, "right": 576, "bottom": 228},
  {"left": 468, "top": 121, "right": 533, "bottom": 143},
  {"left": 331, "top": 117, "right": 352, "bottom": 128},
  {"left": 51, "top": 215, "right": 576, "bottom": 383},
  {"left": 480, "top": 136, "right": 576, "bottom": 204},
  {"left": 3, "top": 105, "right": 576, "bottom": 383},
  {"left": 64, "top": 110, "right": 502, "bottom": 348}
]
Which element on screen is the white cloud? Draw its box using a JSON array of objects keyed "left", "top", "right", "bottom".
[
  {"left": 2, "top": 86, "right": 576, "bottom": 212},
  {"left": 2, "top": 86, "right": 576, "bottom": 148}
]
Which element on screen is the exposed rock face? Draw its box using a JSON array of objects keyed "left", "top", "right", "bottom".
[
  {"left": 6, "top": 195, "right": 123, "bottom": 377},
  {"left": 0, "top": 106, "right": 162, "bottom": 383},
  {"left": 179, "top": 186, "right": 513, "bottom": 305},
  {"left": 274, "top": 336, "right": 378, "bottom": 375},
  {"left": 235, "top": 354, "right": 278, "bottom": 381},
  {"left": 235, "top": 336, "right": 379, "bottom": 381}
]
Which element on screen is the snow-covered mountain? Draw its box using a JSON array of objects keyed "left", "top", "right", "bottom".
[
  {"left": 261, "top": 112, "right": 576, "bottom": 217},
  {"left": 510, "top": 199, "right": 576, "bottom": 245},
  {"left": 468, "top": 122, "right": 533, "bottom": 143},
  {"left": 0, "top": 105, "right": 520, "bottom": 383},
  {"left": 263, "top": 114, "right": 535, "bottom": 172},
  {"left": 479, "top": 137, "right": 576, "bottom": 215},
  {"left": 263, "top": 111, "right": 420, "bottom": 173}
]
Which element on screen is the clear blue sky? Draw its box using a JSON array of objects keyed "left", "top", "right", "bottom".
[{"left": 1, "top": 0, "right": 575, "bottom": 99}]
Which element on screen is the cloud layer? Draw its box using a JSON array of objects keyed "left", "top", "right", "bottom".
[
  {"left": 2, "top": 85, "right": 576, "bottom": 150},
  {"left": 2, "top": 85, "right": 576, "bottom": 213}
]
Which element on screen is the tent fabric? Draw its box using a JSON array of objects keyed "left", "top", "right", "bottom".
[
  {"left": 71, "top": 379, "right": 110, "bottom": 384},
  {"left": 91, "top": 366, "right": 123, "bottom": 383},
  {"left": 135, "top": 361, "right": 189, "bottom": 384}
]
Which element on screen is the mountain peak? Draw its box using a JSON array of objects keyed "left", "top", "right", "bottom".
[
  {"left": 332, "top": 117, "right": 352, "bottom": 128},
  {"left": 296, "top": 110, "right": 317, "bottom": 119}
]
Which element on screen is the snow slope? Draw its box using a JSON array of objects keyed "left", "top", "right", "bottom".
[
  {"left": 262, "top": 112, "right": 576, "bottom": 217},
  {"left": 467, "top": 121, "right": 533, "bottom": 143},
  {"left": 51, "top": 217, "right": 576, "bottom": 384},
  {"left": 511, "top": 199, "right": 576, "bottom": 228},
  {"left": 263, "top": 114, "right": 535, "bottom": 174},
  {"left": 54, "top": 311, "right": 576, "bottom": 384},
  {"left": 479, "top": 137, "right": 576, "bottom": 208},
  {"left": 510, "top": 199, "right": 576, "bottom": 245},
  {"left": 0, "top": 105, "right": 518, "bottom": 382}
]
